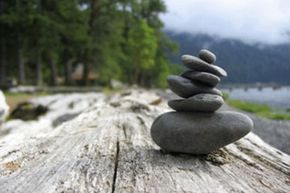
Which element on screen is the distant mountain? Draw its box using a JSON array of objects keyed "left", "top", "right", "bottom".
[{"left": 167, "top": 31, "right": 290, "bottom": 85}]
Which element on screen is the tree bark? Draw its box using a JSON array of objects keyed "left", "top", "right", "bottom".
[
  {"left": 81, "top": 0, "right": 101, "bottom": 86},
  {"left": 17, "top": 35, "right": 25, "bottom": 85},
  {"left": 81, "top": 61, "right": 90, "bottom": 86},
  {"left": 0, "top": 90, "right": 289, "bottom": 193},
  {"left": 48, "top": 57, "right": 57, "bottom": 86},
  {"left": 0, "top": 0, "right": 6, "bottom": 88},
  {"left": 0, "top": 38, "right": 6, "bottom": 87},
  {"left": 35, "top": 50, "right": 42, "bottom": 86},
  {"left": 64, "top": 59, "right": 73, "bottom": 86}
]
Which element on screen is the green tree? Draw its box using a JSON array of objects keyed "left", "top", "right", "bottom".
[
  {"left": 119, "top": 0, "right": 177, "bottom": 87},
  {"left": 0, "top": 0, "right": 177, "bottom": 88},
  {"left": 0, "top": 0, "right": 34, "bottom": 85},
  {"left": 126, "top": 19, "right": 157, "bottom": 85},
  {"left": 0, "top": 1, "right": 8, "bottom": 87}
]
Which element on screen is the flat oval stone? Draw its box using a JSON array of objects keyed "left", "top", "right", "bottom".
[
  {"left": 167, "top": 75, "right": 222, "bottom": 98},
  {"left": 151, "top": 111, "right": 253, "bottom": 154},
  {"left": 198, "top": 49, "right": 216, "bottom": 63},
  {"left": 181, "top": 55, "right": 227, "bottom": 77},
  {"left": 168, "top": 94, "right": 224, "bottom": 112},
  {"left": 181, "top": 70, "right": 220, "bottom": 87}
]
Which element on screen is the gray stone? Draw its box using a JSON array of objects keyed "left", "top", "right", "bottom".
[
  {"left": 167, "top": 75, "right": 222, "bottom": 98},
  {"left": 168, "top": 94, "right": 224, "bottom": 112},
  {"left": 110, "top": 79, "right": 126, "bottom": 89},
  {"left": 181, "top": 55, "right": 227, "bottom": 77},
  {"left": 0, "top": 90, "right": 9, "bottom": 125},
  {"left": 151, "top": 111, "right": 253, "bottom": 154},
  {"left": 181, "top": 70, "right": 220, "bottom": 87},
  {"left": 198, "top": 49, "right": 216, "bottom": 63}
]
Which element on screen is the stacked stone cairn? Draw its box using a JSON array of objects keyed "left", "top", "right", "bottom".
[{"left": 151, "top": 49, "right": 253, "bottom": 154}]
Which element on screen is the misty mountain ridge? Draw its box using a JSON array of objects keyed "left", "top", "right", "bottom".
[{"left": 167, "top": 31, "right": 290, "bottom": 85}]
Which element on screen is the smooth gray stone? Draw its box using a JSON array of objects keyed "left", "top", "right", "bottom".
[
  {"left": 181, "top": 55, "right": 227, "bottom": 77},
  {"left": 151, "top": 111, "right": 253, "bottom": 154},
  {"left": 168, "top": 94, "right": 224, "bottom": 112},
  {"left": 167, "top": 75, "right": 222, "bottom": 98},
  {"left": 181, "top": 70, "right": 220, "bottom": 87},
  {"left": 198, "top": 49, "right": 216, "bottom": 64}
]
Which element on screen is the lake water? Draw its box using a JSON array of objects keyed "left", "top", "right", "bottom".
[{"left": 223, "top": 87, "right": 290, "bottom": 110}]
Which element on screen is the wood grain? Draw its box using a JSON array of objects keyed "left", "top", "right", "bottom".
[{"left": 0, "top": 90, "right": 289, "bottom": 193}]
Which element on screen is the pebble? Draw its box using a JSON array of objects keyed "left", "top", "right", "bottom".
[
  {"left": 167, "top": 75, "right": 222, "bottom": 98},
  {"left": 151, "top": 111, "right": 253, "bottom": 154},
  {"left": 168, "top": 94, "right": 224, "bottom": 112},
  {"left": 181, "top": 55, "right": 227, "bottom": 77},
  {"left": 181, "top": 70, "right": 220, "bottom": 87},
  {"left": 198, "top": 49, "right": 216, "bottom": 63}
]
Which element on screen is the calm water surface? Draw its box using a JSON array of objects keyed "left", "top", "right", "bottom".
[{"left": 223, "top": 87, "right": 290, "bottom": 110}]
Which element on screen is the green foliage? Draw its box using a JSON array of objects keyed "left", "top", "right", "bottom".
[
  {"left": 265, "top": 113, "right": 290, "bottom": 121},
  {"left": 126, "top": 19, "right": 157, "bottom": 83},
  {"left": 155, "top": 58, "right": 170, "bottom": 88},
  {"left": 96, "top": 41, "right": 124, "bottom": 84},
  {"left": 0, "top": 0, "right": 177, "bottom": 88},
  {"left": 228, "top": 100, "right": 271, "bottom": 113},
  {"left": 128, "top": 20, "right": 157, "bottom": 70},
  {"left": 222, "top": 92, "right": 230, "bottom": 101},
  {"left": 228, "top": 99, "right": 290, "bottom": 121}
]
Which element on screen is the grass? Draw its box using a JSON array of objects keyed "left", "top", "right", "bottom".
[
  {"left": 227, "top": 99, "right": 290, "bottom": 121},
  {"left": 222, "top": 92, "right": 230, "bottom": 101},
  {"left": 227, "top": 100, "right": 271, "bottom": 113}
]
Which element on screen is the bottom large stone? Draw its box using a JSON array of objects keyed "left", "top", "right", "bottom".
[{"left": 151, "top": 111, "right": 253, "bottom": 154}]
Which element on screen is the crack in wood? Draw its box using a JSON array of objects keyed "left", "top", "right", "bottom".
[
  {"left": 111, "top": 140, "right": 120, "bottom": 193},
  {"left": 1, "top": 149, "right": 20, "bottom": 159},
  {"left": 235, "top": 144, "right": 290, "bottom": 175},
  {"left": 122, "top": 124, "right": 127, "bottom": 140}
]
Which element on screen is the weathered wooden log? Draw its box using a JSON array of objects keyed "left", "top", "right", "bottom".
[{"left": 0, "top": 89, "right": 289, "bottom": 193}]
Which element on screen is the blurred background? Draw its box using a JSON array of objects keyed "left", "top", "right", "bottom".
[
  {"left": 0, "top": 0, "right": 290, "bottom": 120},
  {"left": 1, "top": 0, "right": 290, "bottom": 87},
  {"left": 0, "top": 0, "right": 178, "bottom": 89}
]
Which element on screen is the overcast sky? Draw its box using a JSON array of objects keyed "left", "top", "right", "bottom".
[{"left": 161, "top": 0, "right": 290, "bottom": 45}]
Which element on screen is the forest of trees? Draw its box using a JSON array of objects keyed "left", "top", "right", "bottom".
[{"left": 0, "top": 0, "right": 178, "bottom": 89}]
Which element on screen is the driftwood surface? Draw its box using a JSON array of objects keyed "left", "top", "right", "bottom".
[{"left": 0, "top": 89, "right": 289, "bottom": 193}]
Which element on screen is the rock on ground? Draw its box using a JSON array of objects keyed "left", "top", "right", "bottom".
[{"left": 0, "top": 90, "right": 9, "bottom": 125}]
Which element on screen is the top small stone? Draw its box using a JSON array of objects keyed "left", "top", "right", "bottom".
[{"left": 198, "top": 49, "right": 216, "bottom": 64}]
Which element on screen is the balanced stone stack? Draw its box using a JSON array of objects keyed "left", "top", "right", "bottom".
[{"left": 151, "top": 49, "right": 253, "bottom": 154}]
